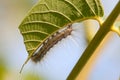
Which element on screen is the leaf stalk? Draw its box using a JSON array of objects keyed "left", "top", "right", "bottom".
[{"left": 67, "top": 1, "right": 120, "bottom": 80}]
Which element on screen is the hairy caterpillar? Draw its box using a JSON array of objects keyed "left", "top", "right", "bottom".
[{"left": 31, "top": 25, "right": 73, "bottom": 63}]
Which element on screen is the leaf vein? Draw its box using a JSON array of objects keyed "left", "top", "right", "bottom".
[
  {"left": 27, "top": 48, "right": 36, "bottom": 52},
  {"left": 85, "top": 0, "right": 96, "bottom": 16},
  {"left": 64, "top": 0, "right": 84, "bottom": 17},
  {"left": 22, "top": 21, "right": 61, "bottom": 29},
  {"left": 31, "top": 10, "right": 72, "bottom": 22},
  {"left": 43, "top": 2, "right": 50, "bottom": 10},
  {"left": 24, "top": 40, "right": 42, "bottom": 43},
  {"left": 21, "top": 30, "right": 49, "bottom": 35},
  {"left": 94, "top": 0, "right": 99, "bottom": 15}
]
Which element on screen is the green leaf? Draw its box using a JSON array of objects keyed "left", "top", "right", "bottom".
[{"left": 19, "top": 0, "right": 104, "bottom": 66}]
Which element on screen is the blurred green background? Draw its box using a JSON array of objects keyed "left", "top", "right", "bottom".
[
  {"left": 0, "top": 0, "right": 120, "bottom": 80},
  {"left": 0, "top": 0, "right": 43, "bottom": 80}
]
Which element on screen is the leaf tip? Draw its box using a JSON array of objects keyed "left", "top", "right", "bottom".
[{"left": 19, "top": 57, "right": 30, "bottom": 73}]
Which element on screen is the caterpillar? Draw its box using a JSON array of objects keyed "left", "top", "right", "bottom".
[{"left": 31, "top": 25, "right": 73, "bottom": 63}]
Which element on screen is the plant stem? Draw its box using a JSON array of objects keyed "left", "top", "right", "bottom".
[{"left": 67, "top": 1, "right": 120, "bottom": 80}]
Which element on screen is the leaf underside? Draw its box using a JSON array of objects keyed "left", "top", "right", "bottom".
[{"left": 19, "top": 0, "right": 104, "bottom": 58}]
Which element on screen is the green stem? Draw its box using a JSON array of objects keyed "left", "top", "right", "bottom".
[{"left": 67, "top": 1, "right": 120, "bottom": 80}]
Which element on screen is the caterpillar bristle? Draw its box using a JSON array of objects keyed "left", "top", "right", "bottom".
[{"left": 31, "top": 24, "right": 73, "bottom": 63}]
